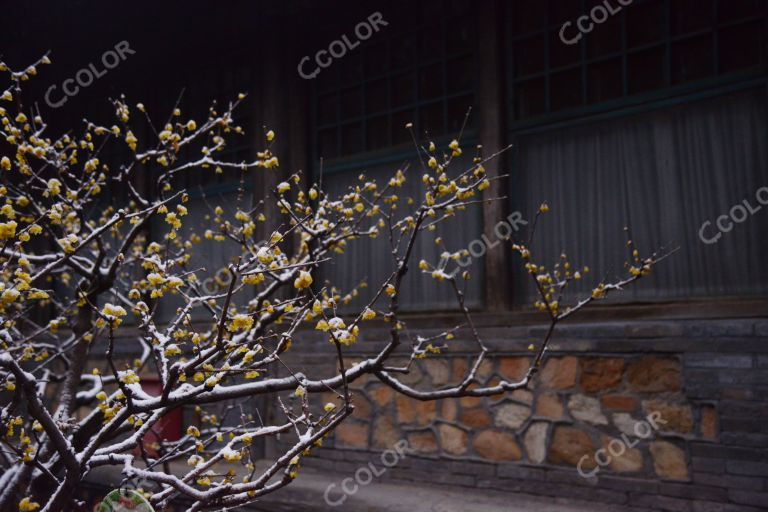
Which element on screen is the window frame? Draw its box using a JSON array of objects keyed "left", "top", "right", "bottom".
[
  {"left": 505, "top": 0, "right": 768, "bottom": 133},
  {"left": 310, "top": 5, "right": 479, "bottom": 173}
]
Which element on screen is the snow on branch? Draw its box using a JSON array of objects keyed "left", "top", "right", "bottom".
[{"left": 0, "top": 56, "right": 668, "bottom": 512}]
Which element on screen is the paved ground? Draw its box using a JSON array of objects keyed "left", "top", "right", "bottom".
[
  {"left": 252, "top": 465, "right": 647, "bottom": 512},
  {"left": 87, "top": 461, "right": 649, "bottom": 511}
]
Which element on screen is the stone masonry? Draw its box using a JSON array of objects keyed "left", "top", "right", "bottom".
[{"left": 272, "top": 313, "right": 768, "bottom": 511}]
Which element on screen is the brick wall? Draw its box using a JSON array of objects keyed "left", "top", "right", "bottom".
[{"left": 273, "top": 315, "right": 768, "bottom": 511}]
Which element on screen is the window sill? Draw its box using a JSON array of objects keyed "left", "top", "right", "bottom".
[{"left": 393, "top": 297, "right": 768, "bottom": 328}]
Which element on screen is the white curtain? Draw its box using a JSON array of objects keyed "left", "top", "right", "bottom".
[
  {"left": 321, "top": 154, "right": 485, "bottom": 311},
  {"left": 512, "top": 87, "right": 768, "bottom": 302},
  {"left": 153, "top": 188, "right": 251, "bottom": 322}
]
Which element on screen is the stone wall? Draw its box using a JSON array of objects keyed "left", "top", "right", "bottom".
[{"left": 274, "top": 313, "right": 768, "bottom": 511}]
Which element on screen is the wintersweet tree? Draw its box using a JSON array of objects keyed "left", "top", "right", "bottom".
[{"left": 0, "top": 56, "right": 666, "bottom": 512}]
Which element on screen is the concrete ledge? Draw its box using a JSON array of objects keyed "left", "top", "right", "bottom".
[
  {"left": 83, "top": 461, "right": 653, "bottom": 511},
  {"left": 245, "top": 464, "right": 652, "bottom": 512}
]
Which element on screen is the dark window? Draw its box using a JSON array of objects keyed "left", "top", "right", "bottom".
[
  {"left": 508, "top": 0, "right": 767, "bottom": 121},
  {"left": 314, "top": 2, "right": 483, "bottom": 312},
  {"left": 312, "top": 1, "right": 476, "bottom": 161},
  {"left": 588, "top": 58, "right": 623, "bottom": 103},
  {"left": 512, "top": 89, "right": 768, "bottom": 301}
]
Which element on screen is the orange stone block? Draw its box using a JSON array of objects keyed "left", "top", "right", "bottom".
[
  {"left": 540, "top": 356, "right": 578, "bottom": 390},
  {"left": 601, "top": 394, "right": 637, "bottom": 412},
  {"left": 473, "top": 430, "right": 522, "bottom": 461}
]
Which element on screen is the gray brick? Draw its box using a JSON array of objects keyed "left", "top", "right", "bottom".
[
  {"left": 686, "top": 321, "right": 754, "bottom": 338},
  {"left": 693, "top": 473, "right": 764, "bottom": 490},
  {"left": 630, "top": 492, "right": 694, "bottom": 511},
  {"left": 757, "top": 356, "right": 768, "bottom": 368},
  {"left": 316, "top": 447, "right": 347, "bottom": 460},
  {"left": 626, "top": 322, "right": 685, "bottom": 338},
  {"left": 719, "top": 370, "right": 768, "bottom": 385},
  {"left": 423, "top": 471, "right": 476, "bottom": 486},
  {"left": 720, "top": 401, "right": 768, "bottom": 417},
  {"left": 690, "top": 443, "right": 766, "bottom": 461},
  {"left": 729, "top": 490, "right": 768, "bottom": 508},
  {"left": 532, "top": 322, "right": 627, "bottom": 339},
  {"left": 496, "top": 464, "right": 546, "bottom": 481},
  {"left": 476, "top": 476, "right": 545, "bottom": 495},
  {"left": 342, "top": 450, "right": 375, "bottom": 462},
  {"left": 686, "top": 384, "right": 723, "bottom": 400},
  {"left": 382, "top": 468, "right": 421, "bottom": 482},
  {"left": 448, "top": 460, "right": 496, "bottom": 477},
  {"left": 659, "top": 482, "right": 728, "bottom": 501},
  {"left": 693, "top": 501, "right": 766, "bottom": 512},
  {"left": 755, "top": 321, "right": 768, "bottom": 337},
  {"left": 727, "top": 460, "right": 768, "bottom": 477},
  {"left": 598, "top": 475, "right": 659, "bottom": 494},
  {"left": 405, "top": 458, "right": 438, "bottom": 471},
  {"left": 330, "top": 460, "right": 363, "bottom": 473},
  {"left": 719, "top": 418, "right": 766, "bottom": 434},
  {"left": 685, "top": 354, "right": 753, "bottom": 369},
  {"left": 546, "top": 469, "right": 596, "bottom": 486},
  {"left": 721, "top": 388, "right": 755, "bottom": 401},
  {"left": 692, "top": 457, "right": 726, "bottom": 473},
  {"left": 692, "top": 501, "right": 726, "bottom": 512},
  {"left": 721, "top": 433, "right": 768, "bottom": 447},
  {"left": 687, "top": 369, "right": 721, "bottom": 382},
  {"left": 540, "top": 483, "right": 627, "bottom": 504}
]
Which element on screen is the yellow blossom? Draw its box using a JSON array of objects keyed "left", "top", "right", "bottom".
[
  {"left": 228, "top": 314, "right": 254, "bottom": 332},
  {"left": 293, "top": 270, "right": 313, "bottom": 290},
  {"left": 242, "top": 273, "right": 265, "bottom": 285},
  {"left": 102, "top": 303, "right": 127, "bottom": 319},
  {"left": 125, "top": 131, "right": 137, "bottom": 151},
  {"left": 147, "top": 273, "right": 164, "bottom": 287},
  {"left": 223, "top": 448, "right": 242, "bottom": 462},
  {"left": 0, "top": 220, "right": 17, "bottom": 240},
  {"left": 19, "top": 497, "right": 40, "bottom": 512},
  {"left": 165, "top": 344, "right": 181, "bottom": 356},
  {"left": 27, "top": 290, "right": 48, "bottom": 300},
  {"left": 2, "top": 288, "right": 20, "bottom": 304},
  {"left": 119, "top": 370, "right": 140, "bottom": 385}
]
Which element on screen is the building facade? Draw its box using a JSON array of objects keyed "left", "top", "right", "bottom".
[
  {"left": 267, "top": 1, "right": 768, "bottom": 510},
  {"left": 3, "top": 0, "right": 766, "bottom": 509}
]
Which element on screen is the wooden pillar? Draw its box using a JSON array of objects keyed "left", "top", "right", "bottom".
[
  {"left": 477, "top": 0, "right": 512, "bottom": 310},
  {"left": 252, "top": 13, "right": 310, "bottom": 244}
]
